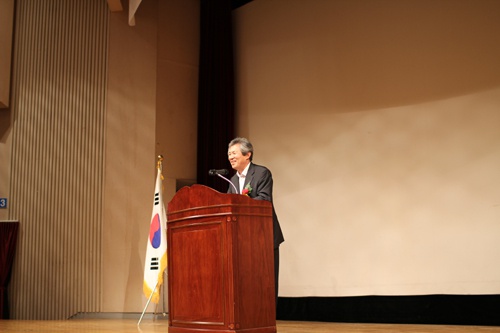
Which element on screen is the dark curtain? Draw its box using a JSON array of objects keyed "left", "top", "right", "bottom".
[
  {"left": 197, "top": 0, "right": 235, "bottom": 193},
  {"left": 0, "top": 221, "right": 19, "bottom": 319}
]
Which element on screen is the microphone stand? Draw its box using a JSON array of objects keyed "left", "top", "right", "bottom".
[{"left": 216, "top": 173, "right": 238, "bottom": 193}]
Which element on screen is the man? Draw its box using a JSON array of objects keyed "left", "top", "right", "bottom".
[{"left": 227, "top": 137, "right": 285, "bottom": 304}]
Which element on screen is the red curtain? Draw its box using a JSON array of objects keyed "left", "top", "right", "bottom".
[{"left": 0, "top": 221, "right": 19, "bottom": 319}]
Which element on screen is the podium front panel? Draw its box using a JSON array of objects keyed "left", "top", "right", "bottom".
[{"left": 169, "top": 218, "right": 227, "bottom": 326}]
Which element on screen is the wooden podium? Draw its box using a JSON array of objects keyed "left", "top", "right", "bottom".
[{"left": 167, "top": 185, "right": 276, "bottom": 333}]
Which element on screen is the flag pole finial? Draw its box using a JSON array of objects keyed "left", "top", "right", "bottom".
[{"left": 157, "top": 155, "right": 164, "bottom": 169}]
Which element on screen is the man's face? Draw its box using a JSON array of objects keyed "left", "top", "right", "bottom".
[{"left": 228, "top": 143, "right": 251, "bottom": 173}]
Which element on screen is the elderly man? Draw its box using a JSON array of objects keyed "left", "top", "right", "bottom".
[{"left": 227, "top": 137, "right": 285, "bottom": 305}]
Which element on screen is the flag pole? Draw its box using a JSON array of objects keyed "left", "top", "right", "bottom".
[
  {"left": 156, "top": 155, "right": 168, "bottom": 319},
  {"left": 138, "top": 280, "right": 160, "bottom": 326},
  {"left": 138, "top": 155, "right": 167, "bottom": 326},
  {"left": 162, "top": 270, "right": 168, "bottom": 316}
]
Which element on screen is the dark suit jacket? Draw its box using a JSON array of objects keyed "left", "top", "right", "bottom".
[{"left": 227, "top": 163, "right": 285, "bottom": 248}]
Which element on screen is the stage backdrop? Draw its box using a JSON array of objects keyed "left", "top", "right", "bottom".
[{"left": 233, "top": 0, "right": 500, "bottom": 297}]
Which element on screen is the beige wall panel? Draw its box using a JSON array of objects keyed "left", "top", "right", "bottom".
[
  {"left": 0, "top": 0, "right": 14, "bottom": 212},
  {"left": 102, "top": 1, "right": 158, "bottom": 312},
  {"left": 8, "top": 0, "right": 108, "bottom": 319},
  {"left": 156, "top": 0, "right": 199, "bottom": 201},
  {"left": 156, "top": 61, "right": 198, "bottom": 186},
  {"left": 0, "top": 0, "right": 14, "bottom": 108},
  {"left": 158, "top": 0, "right": 199, "bottom": 67},
  {"left": 102, "top": 0, "right": 199, "bottom": 313}
]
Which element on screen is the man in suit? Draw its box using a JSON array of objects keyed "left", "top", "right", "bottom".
[{"left": 227, "top": 137, "right": 285, "bottom": 305}]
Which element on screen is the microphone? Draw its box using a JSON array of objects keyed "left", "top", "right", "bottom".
[
  {"left": 208, "top": 169, "right": 229, "bottom": 176},
  {"left": 208, "top": 169, "right": 237, "bottom": 193}
]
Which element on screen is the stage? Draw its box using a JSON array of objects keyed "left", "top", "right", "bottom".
[{"left": 1, "top": 319, "right": 499, "bottom": 333}]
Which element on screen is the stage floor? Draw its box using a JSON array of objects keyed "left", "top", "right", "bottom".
[{"left": 1, "top": 320, "right": 500, "bottom": 333}]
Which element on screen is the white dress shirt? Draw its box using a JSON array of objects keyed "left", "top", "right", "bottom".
[{"left": 237, "top": 163, "right": 251, "bottom": 194}]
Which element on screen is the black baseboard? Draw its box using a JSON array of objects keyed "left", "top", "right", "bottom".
[{"left": 276, "top": 295, "right": 500, "bottom": 326}]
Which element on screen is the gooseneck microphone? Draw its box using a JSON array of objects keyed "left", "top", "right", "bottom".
[
  {"left": 208, "top": 169, "right": 229, "bottom": 176},
  {"left": 208, "top": 169, "right": 237, "bottom": 193}
]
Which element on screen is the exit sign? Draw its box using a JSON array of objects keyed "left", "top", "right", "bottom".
[{"left": 0, "top": 198, "right": 7, "bottom": 208}]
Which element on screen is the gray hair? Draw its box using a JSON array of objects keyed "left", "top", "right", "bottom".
[{"left": 228, "top": 137, "right": 254, "bottom": 161}]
